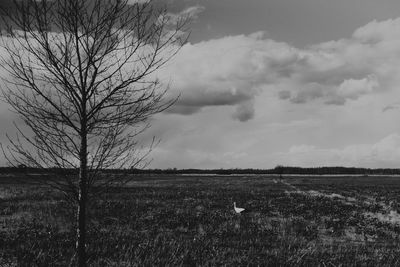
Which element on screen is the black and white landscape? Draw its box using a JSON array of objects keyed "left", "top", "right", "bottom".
[{"left": 2, "top": 0, "right": 400, "bottom": 266}]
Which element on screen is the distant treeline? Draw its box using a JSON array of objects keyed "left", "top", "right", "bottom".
[
  {"left": 130, "top": 166, "right": 400, "bottom": 175},
  {"left": 1, "top": 166, "right": 400, "bottom": 175}
]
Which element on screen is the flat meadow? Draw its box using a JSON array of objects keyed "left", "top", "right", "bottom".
[{"left": 2, "top": 173, "right": 400, "bottom": 266}]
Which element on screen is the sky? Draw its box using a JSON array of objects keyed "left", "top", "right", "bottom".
[
  {"left": 147, "top": 0, "right": 400, "bottom": 169},
  {"left": 3, "top": 0, "right": 400, "bottom": 169}
]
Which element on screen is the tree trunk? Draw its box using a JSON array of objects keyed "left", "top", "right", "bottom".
[{"left": 76, "top": 127, "right": 88, "bottom": 267}]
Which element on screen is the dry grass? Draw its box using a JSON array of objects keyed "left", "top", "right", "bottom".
[{"left": 1, "top": 174, "right": 400, "bottom": 266}]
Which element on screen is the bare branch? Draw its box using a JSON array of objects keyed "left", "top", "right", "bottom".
[{"left": 0, "top": 0, "right": 189, "bottom": 264}]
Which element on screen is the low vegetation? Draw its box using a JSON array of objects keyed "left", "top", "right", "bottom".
[{"left": 2, "top": 174, "right": 400, "bottom": 266}]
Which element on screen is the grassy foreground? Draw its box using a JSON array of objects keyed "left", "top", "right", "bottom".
[{"left": 2, "top": 174, "right": 400, "bottom": 266}]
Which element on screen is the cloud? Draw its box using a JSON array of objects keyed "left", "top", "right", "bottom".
[
  {"left": 180, "top": 5, "right": 206, "bottom": 20},
  {"left": 337, "top": 75, "right": 379, "bottom": 100},
  {"left": 278, "top": 90, "right": 291, "bottom": 100},
  {"left": 161, "top": 17, "right": 400, "bottom": 122},
  {"left": 163, "top": 32, "right": 299, "bottom": 121},
  {"left": 383, "top": 103, "right": 400, "bottom": 112},
  {"left": 290, "top": 83, "right": 325, "bottom": 104},
  {"left": 166, "top": 5, "right": 205, "bottom": 23},
  {"left": 232, "top": 100, "right": 255, "bottom": 122},
  {"left": 166, "top": 105, "right": 201, "bottom": 115},
  {"left": 147, "top": 17, "right": 400, "bottom": 169},
  {"left": 352, "top": 18, "right": 400, "bottom": 44}
]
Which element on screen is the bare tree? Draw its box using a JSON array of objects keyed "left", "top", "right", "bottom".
[{"left": 0, "top": 0, "right": 188, "bottom": 265}]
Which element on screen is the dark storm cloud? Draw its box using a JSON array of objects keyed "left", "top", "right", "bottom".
[
  {"left": 177, "top": 90, "right": 252, "bottom": 107},
  {"left": 165, "top": 105, "right": 201, "bottom": 115},
  {"left": 165, "top": 88, "right": 253, "bottom": 115}
]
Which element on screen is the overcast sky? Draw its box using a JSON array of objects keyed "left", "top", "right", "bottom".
[
  {"left": 3, "top": 0, "right": 400, "bottom": 169},
  {"left": 147, "top": 0, "right": 400, "bottom": 169}
]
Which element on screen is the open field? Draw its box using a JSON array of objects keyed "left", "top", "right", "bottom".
[{"left": 2, "top": 174, "right": 400, "bottom": 266}]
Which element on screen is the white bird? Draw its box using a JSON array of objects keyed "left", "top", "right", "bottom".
[{"left": 233, "top": 202, "right": 245, "bottom": 214}]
